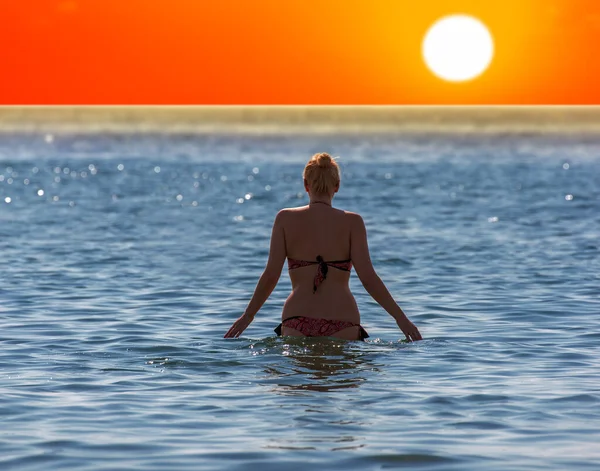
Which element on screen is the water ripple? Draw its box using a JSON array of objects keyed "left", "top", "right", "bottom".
[{"left": 1, "top": 133, "right": 600, "bottom": 470}]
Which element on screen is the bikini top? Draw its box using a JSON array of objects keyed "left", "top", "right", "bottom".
[{"left": 288, "top": 255, "right": 352, "bottom": 293}]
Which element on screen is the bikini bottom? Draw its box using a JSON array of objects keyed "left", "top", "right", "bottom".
[{"left": 274, "top": 316, "right": 369, "bottom": 340}]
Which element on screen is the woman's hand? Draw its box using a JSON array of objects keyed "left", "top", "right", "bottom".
[
  {"left": 396, "top": 318, "right": 423, "bottom": 342},
  {"left": 224, "top": 313, "right": 254, "bottom": 338}
]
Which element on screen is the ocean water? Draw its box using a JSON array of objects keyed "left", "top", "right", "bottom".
[{"left": 1, "top": 131, "right": 600, "bottom": 470}]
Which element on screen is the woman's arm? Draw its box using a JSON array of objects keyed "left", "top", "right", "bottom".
[
  {"left": 349, "top": 213, "right": 422, "bottom": 342},
  {"left": 224, "top": 210, "right": 287, "bottom": 338}
]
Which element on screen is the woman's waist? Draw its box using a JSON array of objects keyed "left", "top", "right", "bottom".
[
  {"left": 283, "top": 292, "right": 360, "bottom": 322},
  {"left": 289, "top": 276, "right": 351, "bottom": 291}
]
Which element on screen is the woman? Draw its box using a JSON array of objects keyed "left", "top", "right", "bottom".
[{"left": 224, "top": 153, "right": 422, "bottom": 342}]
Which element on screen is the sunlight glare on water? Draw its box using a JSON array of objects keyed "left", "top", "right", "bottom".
[{"left": 1, "top": 132, "right": 599, "bottom": 470}]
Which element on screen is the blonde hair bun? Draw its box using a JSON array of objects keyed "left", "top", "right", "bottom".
[
  {"left": 303, "top": 152, "right": 341, "bottom": 195},
  {"left": 316, "top": 152, "right": 334, "bottom": 168}
]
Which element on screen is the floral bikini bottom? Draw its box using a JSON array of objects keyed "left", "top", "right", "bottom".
[{"left": 274, "top": 316, "right": 369, "bottom": 340}]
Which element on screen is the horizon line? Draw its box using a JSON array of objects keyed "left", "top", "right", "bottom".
[{"left": 1, "top": 105, "right": 599, "bottom": 135}]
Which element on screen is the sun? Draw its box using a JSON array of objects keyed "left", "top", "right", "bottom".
[{"left": 422, "top": 14, "right": 494, "bottom": 82}]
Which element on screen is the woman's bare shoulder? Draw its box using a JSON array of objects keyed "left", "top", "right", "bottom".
[
  {"left": 341, "top": 209, "right": 360, "bottom": 216},
  {"left": 274, "top": 206, "right": 308, "bottom": 224},
  {"left": 341, "top": 210, "right": 364, "bottom": 223},
  {"left": 277, "top": 205, "right": 309, "bottom": 216}
]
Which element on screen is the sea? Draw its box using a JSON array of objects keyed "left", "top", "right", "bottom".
[{"left": 1, "top": 122, "right": 600, "bottom": 470}]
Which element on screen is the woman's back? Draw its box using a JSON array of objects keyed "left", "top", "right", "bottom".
[
  {"left": 284, "top": 203, "right": 351, "bottom": 262},
  {"left": 281, "top": 203, "right": 361, "bottom": 325}
]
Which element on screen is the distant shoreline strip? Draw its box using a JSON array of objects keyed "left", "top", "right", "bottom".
[{"left": 1, "top": 106, "right": 599, "bottom": 135}]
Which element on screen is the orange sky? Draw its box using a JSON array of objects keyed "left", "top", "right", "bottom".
[{"left": 1, "top": 0, "right": 600, "bottom": 104}]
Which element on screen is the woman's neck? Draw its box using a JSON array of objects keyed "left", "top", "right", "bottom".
[
  {"left": 309, "top": 194, "right": 333, "bottom": 205},
  {"left": 309, "top": 200, "right": 331, "bottom": 206}
]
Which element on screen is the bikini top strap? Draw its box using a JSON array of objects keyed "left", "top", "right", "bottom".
[{"left": 288, "top": 258, "right": 316, "bottom": 270}]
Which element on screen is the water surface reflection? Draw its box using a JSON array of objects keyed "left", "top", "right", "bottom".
[
  {"left": 255, "top": 338, "right": 381, "bottom": 452},
  {"left": 261, "top": 338, "right": 381, "bottom": 394}
]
